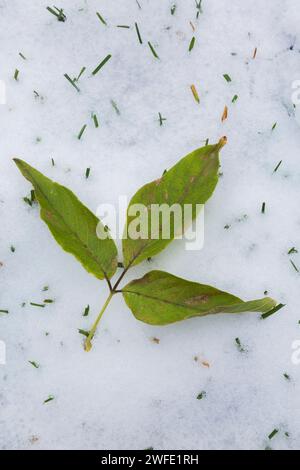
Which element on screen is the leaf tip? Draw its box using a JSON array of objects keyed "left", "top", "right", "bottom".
[
  {"left": 13, "top": 158, "right": 28, "bottom": 174},
  {"left": 13, "top": 157, "right": 22, "bottom": 166},
  {"left": 217, "top": 136, "right": 227, "bottom": 149}
]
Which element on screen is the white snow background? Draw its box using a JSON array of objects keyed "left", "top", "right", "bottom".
[{"left": 0, "top": 0, "right": 300, "bottom": 450}]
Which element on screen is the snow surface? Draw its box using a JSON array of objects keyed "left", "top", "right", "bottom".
[{"left": 1, "top": 0, "right": 300, "bottom": 450}]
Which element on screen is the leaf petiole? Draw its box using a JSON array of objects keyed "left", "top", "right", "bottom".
[
  {"left": 84, "top": 291, "right": 114, "bottom": 351},
  {"left": 85, "top": 266, "right": 132, "bottom": 351},
  {"left": 111, "top": 266, "right": 130, "bottom": 292}
]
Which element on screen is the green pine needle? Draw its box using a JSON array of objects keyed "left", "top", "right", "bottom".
[
  {"left": 273, "top": 160, "right": 282, "bottom": 173},
  {"left": 93, "top": 113, "right": 99, "bottom": 128},
  {"left": 268, "top": 429, "right": 278, "bottom": 440},
  {"left": 43, "top": 395, "right": 55, "bottom": 404},
  {"left": 111, "top": 100, "right": 120, "bottom": 115},
  {"left": 223, "top": 74, "right": 232, "bottom": 82},
  {"left": 64, "top": 74, "right": 80, "bottom": 92},
  {"left": 83, "top": 305, "right": 90, "bottom": 316},
  {"left": 78, "top": 329, "right": 90, "bottom": 338},
  {"left": 76, "top": 67, "right": 86, "bottom": 81},
  {"left": 135, "top": 22, "right": 143, "bottom": 44},
  {"left": 46, "top": 6, "right": 66, "bottom": 22},
  {"left": 189, "top": 37, "right": 196, "bottom": 52},
  {"left": 235, "top": 337, "right": 246, "bottom": 353},
  {"left": 148, "top": 41, "right": 159, "bottom": 59},
  {"left": 290, "top": 259, "right": 299, "bottom": 273},
  {"left": 158, "top": 112, "right": 167, "bottom": 126},
  {"left": 29, "top": 361, "right": 40, "bottom": 369},
  {"left": 77, "top": 124, "right": 87, "bottom": 140},
  {"left": 271, "top": 122, "right": 277, "bottom": 131},
  {"left": 261, "top": 303, "right": 285, "bottom": 320},
  {"left": 92, "top": 54, "right": 112, "bottom": 75},
  {"left": 96, "top": 12, "right": 107, "bottom": 26}
]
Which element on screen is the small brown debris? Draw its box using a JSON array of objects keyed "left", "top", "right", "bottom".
[
  {"left": 29, "top": 435, "right": 39, "bottom": 445},
  {"left": 151, "top": 337, "right": 160, "bottom": 344},
  {"left": 194, "top": 356, "right": 210, "bottom": 368},
  {"left": 201, "top": 361, "right": 210, "bottom": 368},
  {"left": 252, "top": 47, "right": 257, "bottom": 59}
]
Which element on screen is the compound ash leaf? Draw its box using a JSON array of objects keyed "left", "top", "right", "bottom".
[
  {"left": 14, "top": 159, "right": 118, "bottom": 281},
  {"left": 122, "top": 270, "right": 277, "bottom": 325}
]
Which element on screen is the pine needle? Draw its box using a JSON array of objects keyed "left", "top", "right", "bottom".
[
  {"left": 190, "top": 84, "right": 200, "bottom": 103},
  {"left": 223, "top": 74, "right": 232, "bottom": 82},
  {"left": 92, "top": 54, "right": 112, "bottom": 75},
  {"left": 135, "top": 22, "right": 143, "bottom": 44},
  {"left": 148, "top": 41, "right": 159, "bottom": 59},
  {"left": 77, "top": 124, "right": 87, "bottom": 140},
  {"left": 92, "top": 113, "right": 99, "bottom": 128},
  {"left": 261, "top": 303, "right": 285, "bottom": 320},
  {"left": 273, "top": 160, "right": 282, "bottom": 173},
  {"left": 189, "top": 37, "right": 196, "bottom": 52},
  {"left": 64, "top": 73, "right": 80, "bottom": 92},
  {"left": 96, "top": 12, "right": 107, "bottom": 26},
  {"left": 221, "top": 105, "right": 228, "bottom": 122}
]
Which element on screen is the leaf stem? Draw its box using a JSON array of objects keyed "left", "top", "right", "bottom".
[
  {"left": 105, "top": 276, "right": 113, "bottom": 292},
  {"left": 112, "top": 266, "right": 130, "bottom": 291},
  {"left": 84, "top": 292, "right": 114, "bottom": 351}
]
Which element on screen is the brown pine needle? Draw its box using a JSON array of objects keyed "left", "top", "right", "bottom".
[
  {"left": 221, "top": 105, "right": 228, "bottom": 122},
  {"left": 253, "top": 47, "right": 258, "bottom": 59},
  {"left": 190, "top": 21, "right": 195, "bottom": 31},
  {"left": 190, "top": 84, "right": 200, "bottom": 103}
]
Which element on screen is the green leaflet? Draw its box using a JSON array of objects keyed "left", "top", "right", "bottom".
[
  {"left": 14, "top": 159, "right": 118, "bottom": 281},
  {"left": 122, "top": 270, "right": 277, "bottom": 325},
  {"left": 122, "top": 138, "right": 226, "bottom": 268}
]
